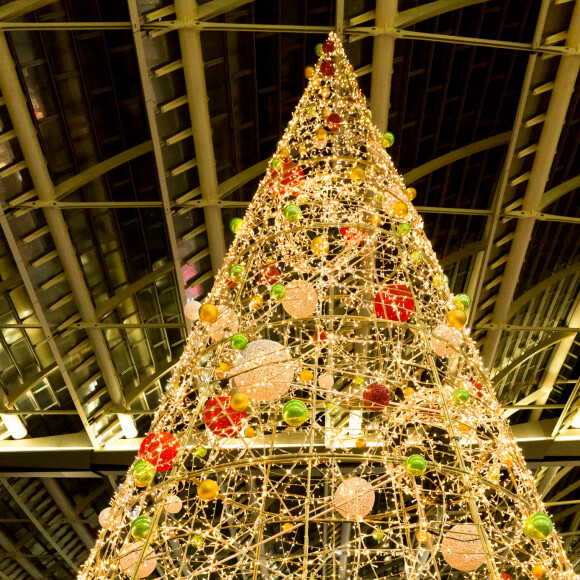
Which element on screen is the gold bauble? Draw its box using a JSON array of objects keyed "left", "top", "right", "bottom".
[
  {"left": 230, "top": 392, "right": 249, "bottom": 412},
  {"left": 532, "top": 564, "right": 546, "bottom": 579},
  {"left": 322, "top": 106, "right": 331, "bottom": 119},
  {"left": 447, "top": 308, "right": 467, "bottom": 329},
  {"left": 315, "top": 127, "right": 327, "bottom": 140},
  {"left": 305, "top": 66, "right": 315, "bottom": 79},
  {"left": 250, "top": 295, "right": 263, "bottom": 309},
  {"left": 244, "top": 426, "right": 255, "bottom": 438},
  {"left": 319, "top": 86, "right": 330, "bottom": 98},
  {"left": 369, "top": 214, "right": 381, "bottom": 227},
  {"left": 215, "top": 362, "right": 229, "bottom": 378},
  {"left": 282, "top": 522, "right": 293, "bottom": 532},
  {"left": 349, "top": 166, "right": 365, "bottom": 180},
  {"left": 199, "top": 303, "right": 219, "bottom": 323},
  {"left": 392, "top": 201, "right": 408, "bottom": 218},
  {"left": 417, "top": 529, "right": 432, "bottom": 544},
  {"left": 298, "top": 144, "right": 307, "bottom": 155},
  {"left": 279, "top": 147, "right": 290, "bottom": 159},
  {"left": 403, "top": 386, "right": 415, "bottom": 397},
  {"left": 197, "top": 479, "right": 219, "bottom": 501},
  {"left": 300, "top": 369, "right": 314, "bottom": 382},
  {"left": 406, "top": 187, "right": 417, "bottom": 200},
  {"left": 355, "top": 438, "right": 366, "bottom": 449},
  {"left": 311, "top": 236, "right": 329, "bottom": 256},
  {"left": 457, "top": 422, "right": 471, "bottom": 433}
]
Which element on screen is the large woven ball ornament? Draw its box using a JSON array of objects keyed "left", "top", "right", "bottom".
[
  {"left": 374, "top": 284, "right": 415, "bottom": 322},
  {"left": 318, "top": 373, "right": 334, "bottom": 390},
  {"left": 441, "top": 524, "right": 486, "bottom": 572},
  {"left": 234, "top": 340, "right": 294, "bottom": 401},
  {"left": 139, "top": 432, "right": 180, "bottom": 472},
  {"left": 362, "top": 382, "right": 391, "bottom": 410},
  {"left": 203, "top": 395, "right": 246, "bottom": 437},
  {"left": 430, "top": 323, "right": 463, "bottom": 356},
  {"left": 98, "top": 507, "right": 123, "bottom": 529},
  {"left": 163, "top": 494, "right": 182, "bottom": 514},
  {"left": 334, "top": 477, "right": 375, "bottom": 519},
  {"left": 183, "top": 299, "right": 201, "bottom": 321},
  {"left": 282, "top": 280, "right": 318, "bottom": 318},
  {"left": 119, "top": 542, "right": 157, "bottom": 578},
  {"left": 199, "top": 303, "right": 219, "bottom": 324},
  {"left": 209, "top": 305, "right": 239, "bottom": 341}
]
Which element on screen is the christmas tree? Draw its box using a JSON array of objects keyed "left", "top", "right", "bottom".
[{"left": 80, "top": 33, "right": 576, "bottom": 580}]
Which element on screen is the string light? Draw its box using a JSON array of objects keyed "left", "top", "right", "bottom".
[{"left": 78, "top": 33, "right": 576, "bottom": 580}]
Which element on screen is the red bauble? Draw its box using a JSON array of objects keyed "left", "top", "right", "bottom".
[
  {"left": 374, "top": 284, "right": 415, "bottom": 322},
  {"left": 312, "top": 330, "right": 329, "bottom": 345},
  {"left": 320, "top": 60, "right": 335, "bottom": 77},
  {"left": 500, "top": 574, "right": 512, "bottom": 580},
  {"left": 470, "top": 380, "right": 484, "bottom": 397},
  {"left": 204, "top": 395, "right": 246, "bottom": 438},
  {"left": 268, "top": 160, "right": 304, "bottom": 197},
  {"left": 424, "top": 404, "right": 440, "bottom": 416},
  {"left": 259, "top": 265, "right": 280, "bottom": 286},
  {"left": 327, "top": 113, "right": 343, "bottom": 131},
  {"left": 225, "top": 278, "right": 238, "bottom": 288},
  {"left": 340, "top": 226, "right": 365, "bottom": 246},
  {"left": 139, "top": 432, "right": 180, "bottom": 472},
  {"left": 363, "top": 383, "right": 391, "bottom": 410},
  {"left": 322, "top": 40, "right": 335, "bottom": 54}
]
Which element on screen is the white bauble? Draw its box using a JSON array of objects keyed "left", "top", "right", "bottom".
[
  {"left": 119, "top": 542, "right": 157, "bottom": 578},
  {"left": 183, "top": 300, "right": 201, "bottom": 321},
  {"left": 209, "top": 305, "right": 239, "bottom": 341},
  {"left": 98, "top": 507, "right": 123, "bottom": 529},
  {"left": 441, "top": 524, "right": 486, "bottom": 572},
  {"left": 318, "top": 373, "right": 334, "bottom": 390},
  {"left": 282, "top": 280, "right": 318, "bottom": 318},
  {"left": 334, "top": 477, "right": 375, "bottom": 519},
  {"left": 163, "top": 494, "right": 182, "bottom": 514},
  {"left": 430, "top": 324, "right": 463, "bottom": 357},
  {"left": 234, "top": 340, "right": 294, "bottom": 401}
]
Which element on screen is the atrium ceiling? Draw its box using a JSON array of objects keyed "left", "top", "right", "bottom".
[{"left": 0, "top": 0, "right": 578, "bottom": 577}]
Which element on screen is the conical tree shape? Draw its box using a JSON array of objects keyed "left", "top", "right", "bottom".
[{"left": 80, "top": 33, "right": 575, "bottom": 580}]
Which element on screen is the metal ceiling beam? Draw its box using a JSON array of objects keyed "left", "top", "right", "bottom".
[
  {"left": 174, "top": 0, "right": 227, "bottom": 275},
  {"left": 42, "top": 478, "right": 95, "bottom": 551},
  {"left": 0, "top": 0, "right": 58, "bottom": 21},
  {"left": 0, "top": 527, "right": 44, "bottom": 579},
  {"left": 0, "top": 34, "right": 127, "bottom": 417},
  {"left": 395, "top": 0, "right": 491, "bottom": 29},
  {"left": 481, "top": 0, "right": 580, "bottom": 368},
  {"left": 369, "top": 0, "right": 397, "bottom": 133}
]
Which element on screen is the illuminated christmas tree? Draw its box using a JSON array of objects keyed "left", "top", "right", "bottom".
[{"left": 80, "top": 33, "right": 575, "bottom": 580}]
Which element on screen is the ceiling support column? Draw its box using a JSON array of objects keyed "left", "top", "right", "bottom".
[
  {"left": 369, "top": 0, "right": 397, "bottom": 133},
  {"left": 0, "top": 33, "right": 126, "bottom": 412},
  {"left": 481, "top": 0, "right": 580, "bottom": 368},
  {"left": 174, "top": 0, "right": 227, "bottom": 275}
]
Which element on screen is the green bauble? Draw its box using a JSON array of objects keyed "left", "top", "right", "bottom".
[
  {"left": 452, "top": 388, "right": 470, "bottom": 405},
  {"left": 130, "top": 515, "right": 152, "bottom": 540},
  {"left": 453, "top": 293, "right": 472, "bottom": 311},
  {"left": 433, "top": 273, "right": 449, "bottom": 288},
  {"left": 410, "top": 251, "right": 424, "bottom": 265},
  {"left": 229, "top": 264, "right": 245, "bottom": 283},
  {"left": 397, "top": 223, "right": 410, "bottom": 236},
  {"left": 230, "top": 333, "right": 248, "bottom": 351},
  {"left": 195, "top": 445, "right": 208, "bottom": 458},
  {"left": 192, "top": 534, "right": 205, "bottom": 547},
  {"left": 271, "top": 158, "right": 282, "bottom": 170},
  {"left": 283, "top": 204, "right": 301, "bottom": 223},
  {"left": 283, "top": 400, "right": 309, "bottom": 426},
  {"left": 405, "top": 455, "right": 427, "bottom": 476},
  {"left": 314, "top": 43, "right": 323, "bottom": 56},
  {"left": 524, "top": 514, "right": 553, "bottom": 540},
  {"left": 306, "top": 105, "right": 317, "bottom": 118},
  {"left": 270, "top": 283, "right": 287, "bottom": 300},
  {"left": 372, "top": 529, "right": 385, "bottom": 541},
  {"left": 229, "top": 217, "right": 243, "bottom": 234},
  {"left": 381, "top": 131, "right": 395, "bottom": 147},
  {"left": 353, "top": 376, "right": 365, "bottom": 386},
  {"left": 131, "top": 460, "right": 155, "bottom": 487}
]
